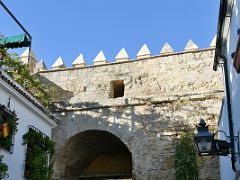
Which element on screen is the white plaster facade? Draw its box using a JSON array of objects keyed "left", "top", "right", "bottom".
[
  {"left": 215, "top": 0, "right": 240, "bottom": 179},
  {"left": 0, "top": 70, "right": 56, "bottom": 180}
]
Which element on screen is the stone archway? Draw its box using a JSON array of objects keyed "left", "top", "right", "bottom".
[{"left": 53, "top": 130, "right": 132, "bottom": 180}]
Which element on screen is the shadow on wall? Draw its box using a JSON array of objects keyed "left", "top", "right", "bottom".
[
  {"left": 51, "top": 99, "right": 195, "bottom": 179},
  {"left": 37, "top": 74, "right": 74, "bottom": 104},
  {"left": 52, "top": 99, "right": 192, "bottom": 145}
]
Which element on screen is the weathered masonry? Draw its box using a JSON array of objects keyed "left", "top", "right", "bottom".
[{"left": 35, "top": 41, "right": 223, "bottom": 180}]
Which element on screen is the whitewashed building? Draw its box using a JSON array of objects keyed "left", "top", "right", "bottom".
[
  {"left": 214, "top": 0, "right": 240, "bottom": 179},
  {"left": 0, "top": 69, "right": 56, "bottom": 179}
]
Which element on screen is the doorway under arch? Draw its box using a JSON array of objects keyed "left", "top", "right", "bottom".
[{"left": 55, "top": 130, "right": 132, "bottom": 180}]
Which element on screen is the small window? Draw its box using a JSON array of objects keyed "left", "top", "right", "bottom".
[
  {"left": 23, "top": 126, "right": 52, "bottom": 179},
  {"left": 233, "top": 34, "right": 240, "bottom": 73},
  {"left": 110, "top": 80, "right": 124, "bottom": 98}
]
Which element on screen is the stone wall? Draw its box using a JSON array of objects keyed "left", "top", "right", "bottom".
[
  {"left": 39, "top": 48, "right": 222, "bottom": 105},
  {"left": 38, "top": 48, "right": 224, "bottom": 180}
]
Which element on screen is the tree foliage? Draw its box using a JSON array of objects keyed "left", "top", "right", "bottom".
[
  {"left": 0, "top": 48, "right": 49, "bottom": 105},
  {"left": 175, "top": 130, "right": 199, "bottom": 180}
]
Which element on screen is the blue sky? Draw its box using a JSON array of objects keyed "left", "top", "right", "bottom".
[{"left": 0, "top": 0, "right": 220, "bottom": 68}]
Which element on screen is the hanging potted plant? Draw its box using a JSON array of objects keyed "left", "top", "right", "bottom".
[{"left": 0, "top": 105, "right": 18, "bottom": 151}]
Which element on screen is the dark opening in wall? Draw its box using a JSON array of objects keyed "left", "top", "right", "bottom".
[{"left": 110, "top": 80, "right": 124, "bottom": 98}]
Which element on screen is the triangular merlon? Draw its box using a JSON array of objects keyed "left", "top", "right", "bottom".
[
  {"left": 115, "top": 48, "right": 129, "bottom": 62},
  {"left": 137, "top": 44, "right": 151, "bottom": 59},
  {"left": 184, "top": 40, "right": 199, "bottom": 51},
  {"left": 52, "top": 56, "right": 66, "bottom": 69},
  {"left": 93, "top": 51, "right": 108, "bottom": 65},
  {"left": 210, "top": 35, "right": 217, "bottom": 47},
  {"left": 160, "top": 42, "right": 174, "bottom": 55},
  {"left": 72, "top": 53, "right": 86, "bottom": 68}
]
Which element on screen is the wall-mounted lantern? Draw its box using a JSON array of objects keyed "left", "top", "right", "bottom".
[
  {"left": 194, "top": 119, "right": 238, "bottom": 157},
  {"left": 194, "top": 119, "right": 214, "bottom": 155}
]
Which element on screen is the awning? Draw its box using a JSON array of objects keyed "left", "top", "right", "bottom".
[{"left": 0, "top": 34, "right": 31, "bottom": 49}]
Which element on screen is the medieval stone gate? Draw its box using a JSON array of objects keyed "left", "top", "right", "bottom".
[{"left": 35, "top": 43, "right": 223, "bottom": 179}]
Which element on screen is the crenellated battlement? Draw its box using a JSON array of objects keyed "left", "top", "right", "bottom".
[
  {"left": 36, "top": 37, "right": 222, "bottom": 108},
  {"left": 21, "top": 37, "right": 217, "bottom": 72}
]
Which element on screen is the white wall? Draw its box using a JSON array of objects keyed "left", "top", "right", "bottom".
[
  {"left": 0, "top": 78, "right": 55, "bottom": 180},
  {"left": 228, "top": 0, "right": 240, "bottom": 132},
  {"left": 218, "top": 101, "right": 235, "bottom": 180},
  {"left": 219, "top": 0, "right": 240, "bottom": 179}
]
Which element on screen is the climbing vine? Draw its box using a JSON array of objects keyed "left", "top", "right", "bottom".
[
  {"left": 23, "top": 129, "right": 55, "bottom": 180},
  {"left": 175, "top": 129, "right": 199, "bottom": 180},
  {"left": 0, "top": 48, "right": 50, "bottom": 105}
]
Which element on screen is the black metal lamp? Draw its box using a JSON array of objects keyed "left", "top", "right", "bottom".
[
  {"left": 194, "top": 118, "right": 214, "bottom": 155},
  {"left": 194, "top": 118, "right": 234, "bottom": 156}
]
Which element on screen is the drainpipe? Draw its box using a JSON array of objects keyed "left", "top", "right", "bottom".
[{"left": 220, "top": 54, "right": 237, "bottom": 172}]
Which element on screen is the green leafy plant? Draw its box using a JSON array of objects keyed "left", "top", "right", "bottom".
[
  {"left": 0, "top": 48, "right": 49, "bottom": 106},
  {"left": 175, "top": 129, "right": 199, "bottom": 180},
  {"left": 23, "top": 129, "right": 55, "bottom": 180},
  {"left": 0, "top": 155, "right": 8, "bottom": 179},
  {"left": 0, "top": 105, "right": 18, "bottom": 151}
]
